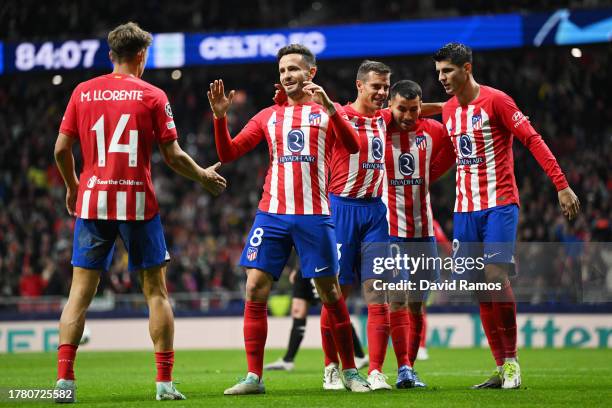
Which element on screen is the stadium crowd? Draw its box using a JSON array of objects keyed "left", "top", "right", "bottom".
[{"left": 0, "top": 44, "right": 610, "bottom": 303}]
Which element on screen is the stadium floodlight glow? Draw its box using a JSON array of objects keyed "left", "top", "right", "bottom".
[
  {"left": 52, "top": 74, "right": 62, "bottom": 85},
  {"left": 171, "top": 69, "right": 182, "bottom": 80},
  {"left": 571, "top": 47, "right": 582, "bottom": 58}
]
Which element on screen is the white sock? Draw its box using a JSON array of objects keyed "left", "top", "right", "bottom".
[
  {"left": 504, "top": 357, "right": 517, "bottom": 363},
  {"left": 497, "top": 365, "right": 503, "bottom": 373}
]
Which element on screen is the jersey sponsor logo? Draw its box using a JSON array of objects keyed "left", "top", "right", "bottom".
[
  {"left": 399, "top": 152, "right": 415, "bottom": 176},
  {"left": 86, "top": 178, "right": 145, "bottom": 186},
  {"left": 389, "top": 178, "right": 424, "bottom": 186},
  {"left": 458, "top": 157, "right": 485, "bottom": 165},
  {"left": 415, "top": 135, "right": 427, "bottom": 151},
  {"left": 459, "top": 134, "right": 473, "bottom": 157},
  {"left": 246, "top": 246, "right": 259, "bottom": 261},
  {"left": 165, "top": 103, "right": 173, "bottom": 118},
  {"left": 371, "top": 137, "right": 384, "bottom": 160},
  {"left": 512, "top": 110, "right": 529, "bottom": 127},
  {"left": 309, "top": 113, "right": 321, "bottom": 126},
  {"left": 166, "top": 121, "right": 175, "bottom": 129},
  {"left": 86, "top": 175, "right": 98, "bottom": 189},
  {"left": 287, "top": 129, "right": 305, "bottom": 152},
  {"left": 472, "top": 114, "right": 483, "bottom": 131},
  {"left": 279, "top": 155, "right": 316, "bottom": 163},
  {"left": 361, "top": 162, "right": 384, "bottom": 170}
]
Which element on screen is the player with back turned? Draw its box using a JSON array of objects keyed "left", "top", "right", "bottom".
[
  {"left": 433, "top": 42, "right": 580, "bottom": 389},
  {"left": 53, "top": 22, "right": 226, "bottom": 402},
  {"left": 208, "top": 44, "right": 371, "bottom": 395}
]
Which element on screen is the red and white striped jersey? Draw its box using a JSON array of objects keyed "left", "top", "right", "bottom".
[
  {"left": 383, "top": 118, "right": 449, "bottom": 238},
  {"left": 328, "top": 105, "right": 386, "bottom": 198},
  {"left": 214, "top": 102, "right": 357, "bottom": 215},
  {"left": 60, "top": 73, "right": 178, "bottom": 221},
  {"left": 443, "top": 85, "right": 568, "bottom": 213}
]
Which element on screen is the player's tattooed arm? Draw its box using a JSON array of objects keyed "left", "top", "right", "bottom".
[
  {"left": 420, "top": 102, "right": 445, "bottom": 117},
  {"left": 302, "top": 81, "right": 336, "bottom": 116},
  {"left": 207, "top": 79, "right": 235, "bottom": 118}
]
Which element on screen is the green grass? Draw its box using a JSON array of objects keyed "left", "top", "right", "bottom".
[{"left": 1, "top": 348, "right": 611, "bottom": 407}]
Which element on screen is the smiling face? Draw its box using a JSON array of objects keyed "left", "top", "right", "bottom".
[
  {"left": 356, "top": 71, "right": 390, "bottom": 111},
  {"left": 435, "top": 59, "right": 470, "bottom": 96},
  {"left": 278, "top": 53, "right": 316, "bottom": 99},
  {"left": 389, "top": 93, "right": 421, "bottom": 131}
]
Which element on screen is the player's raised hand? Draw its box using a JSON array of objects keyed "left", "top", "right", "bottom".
[
  {"left": 273, "top": 83, "right": 287, "bottom": 105},
  {"left": 207, "top": 79, "right": 235, "bottom": 118},
  {"left": 558, "top": 186, "right": 580, "bottom": 220},
  {"left": 200, "top": 162, "right": 227, "bottom": 196},
  {"left": 302, "top": 81, "right": 336, "bottom": 115},
  {"left": 65, "top": 184, "right": 78, "bottom": 217}
]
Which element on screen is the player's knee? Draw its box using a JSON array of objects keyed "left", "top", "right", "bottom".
[
  {"left": 390, "top": 301, "right": 408, "bottom": 312},
  {"left": 291, "top": 305, "right": 307, "bottom": 319},
  {"left": 245, "top": 277, "right": 271, "bottom": 301},
  {"left": 484, "top": 264, "right": 509, "bottom": 285},
  {"left": 407, "top": 301, "right": 423, "bottom": 314},
  {"left": 314, "top": 281, "right": 341, "bottom": 303},
  {"left": 363, "top": 279, "right": 385, "bottom": 304}
]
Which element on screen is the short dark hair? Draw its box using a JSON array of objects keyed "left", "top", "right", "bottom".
[
  {"left": 108, "top": 22, "right": 152, "bottom": 62},
  {"left": 276, "top": 44, "right": 316, "bottom": 67},
  {"left": 390, "top": 80, "right": 422, "bottom": 101},
  {"left": 356, "top": 60, "right": 392, "bottom": 82},
  {"left": 433, "top": 42, "right": 473, "bottom": 66}
]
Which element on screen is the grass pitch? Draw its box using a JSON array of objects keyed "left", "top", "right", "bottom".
[{"left": 1, "top": 348, "right": 611, "bottom": 407}]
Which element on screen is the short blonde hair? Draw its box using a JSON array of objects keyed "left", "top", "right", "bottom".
[{"left": 107, "top": 22, "right": 152, "bottom": 63}]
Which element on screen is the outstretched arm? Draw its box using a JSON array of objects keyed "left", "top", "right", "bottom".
[
  {"left": 496, "top": 93, "right": 580, "bottom": 220},
  {"left": 208, "top": 79, "right": 264, "bottom": 162},
  {"left": 159, "top": 140, "right": 227, "bottom": 196}
]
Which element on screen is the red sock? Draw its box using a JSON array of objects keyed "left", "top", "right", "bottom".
[
  {"left": 494, "top": 284, "right": 517, "bottom": 359},
  {"left": 155, "top": 351, "right": 174, "bottom": 382},
  {"left": 367, "top": 304, "right": 390, "bottom": 374},
  {"left": 408, "top": 311, "right": 424, "bottom": 367},
  {"left": 420, "top": 307, "right": 427, "bottom": 348},
  {"left": 479, "top": 301, "right": 505, "bottom": 366},
  {"left": 57, "top": 343, "right": 78, "bottom": 380},
  {"left": 244, "top": 301, "right": 268, "bottom": 378},
  {"left": 389, "top": 309, "right": 410, "bottom": 368},
  {"left": 323, "top": 297, "right": 356, "bottom": 370},
  {"left": 320, "top": 305, "right": 339, "bottom": 366}
]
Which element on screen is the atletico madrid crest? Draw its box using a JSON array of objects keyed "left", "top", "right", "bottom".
[
  {"left": 415, "top": 135, "right": 427, "bottom": 151},
  {"left": 246, "top": 246, "right": 259, "bottom": 261},
  {"left": 309, "top": 113, "right": 321, "bottom": 126},
  {"left": 472, "top": 114, "right": 483, "bottom": 131}
]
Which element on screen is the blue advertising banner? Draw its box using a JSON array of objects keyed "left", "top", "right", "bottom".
[{"left": 1, "top": 8, "right": 610, "bottom": 75}]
